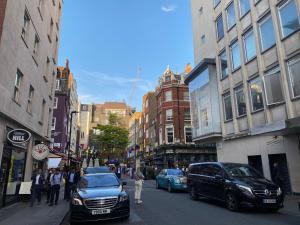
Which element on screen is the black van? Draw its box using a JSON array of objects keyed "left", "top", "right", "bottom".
[{"left": 187, "top": 162, "right": 284, "bottom": 211}]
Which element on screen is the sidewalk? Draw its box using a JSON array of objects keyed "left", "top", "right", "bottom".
[
  {"left": 0, "top": 188, "right": 69, "bottom": 225},
  {"left": 281, "top": 195, "right": 300, "bottom": 216}
]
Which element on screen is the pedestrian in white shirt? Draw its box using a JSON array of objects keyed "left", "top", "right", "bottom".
[{"left": 49, "top": 168, "right": 62, "bottom": 206}]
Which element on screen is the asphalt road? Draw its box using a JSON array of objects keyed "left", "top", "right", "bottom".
[{"left": 62, "top": 180, "right": 300, "bottom": 225}]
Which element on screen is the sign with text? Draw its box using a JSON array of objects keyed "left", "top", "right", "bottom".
[
  {"left": 32, "top": 144, "right": 49, "bottom": 160},
  {"left": 7, "top": 129, "right": 31, "bottom": 144}
]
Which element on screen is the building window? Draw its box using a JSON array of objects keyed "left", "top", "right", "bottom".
[
  {"left": 287, "top": 56, "right": 300, "bottom": 98},
  {"left": 230, "top": 40, "right": 241, "bottom": 70},
  {"left": 27, "top": 86, "right": 34, "bottom": 113},
  {"left": 214, "top": 0, "right": 221, "bottom": 7},
  {"left": 199, "top": 6, "right": 203, "bottom": 15},
  {"left": 226, "top": 2, "right": 236, "bottom": 29},
  {"left": 258, "top": 15, "right": 276, "bottom": 51},
  {"left": 183, "top": 91, "right": 190, "bottom": 100},
  {"left": 51, "top": 117, "right": 56, "bottom": 130},
  {"left": 223, "top": 93, "right": 233, "bottom": 121},
  {"left": 278, "top": 0, "right": 300, "bottom": 38},
  {"left": 159, "top": 113, "right": 162, "bottom": 124},
  {"left": 165, "top": 90, "right": 172, "bottom": 101},
  {"left": 249, "top": 77, "right": 264, "bottom": 111},
  {"left": 21, "top": 9, "right": 30, "bottom": 41},
  {"left": 55, "top": 79, "right": 60, "bottom": 90},
  {"left": 165, "top": 75, "right": 171, "bottom": 82},
  {"left": 53, "top": 97, "right": 58, "bottom": 108},
  {"left": 48, "top": 18, "right": 54, "bottom": 42},
  {"left": 239, "top": 0, "right": 250, "bottom": 17},
  {"left": 184, "top": 109, "right": 191, "bottom": 121},
  {"left": 14, "top": 70, "right": 23, "bottom": 103},
  {"left": 185, "top": 127, "right": 193, "bottom": 143},
  {"left": 216, "top": 14, "right": 224, "bottom": 40},
  {"left": 166, "top": 126, "right": 174, "bottom": 143},
  {"left": 263, "top": 67, "right": 284, "bottom": 105},
  {"left": 219, "top": 50, "right": 228, "bottom": 78},
  {"left": 201, "top": 109, "right": 209, "bottom": 127},
  {"left": 235, "top": 87, "right": 246, "bottom": 117},
  {"left": 40, "top": 99, "right": 46, "bottom": 123},
  {"left": 146, "top": 129, "right": 149, "bottom": 139},
  {"left": 146, "top": 114, "right": 149, "bottom": 123},
  {"left": 243, "top": 29, "right": 256, "bottom": 62},
  {"left": 166, "top": 109, "right": 173, "bottom": 121}
]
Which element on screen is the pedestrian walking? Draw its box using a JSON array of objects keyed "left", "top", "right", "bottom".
[
  {"left": 272, "top": 162, "right": 285, "bottom": 196},
  {"left": 49, "top": 168, "right": 62, "bottom": 206},
  {"left": 134, "top": 165, "right": 144, "bottom": 204},
  {"left": 45, "top": 168, "right": 54, "bottom": 204},
  {"left": 66, "top": 167, "right": 80, "bottom": 200},
  {"left": 30, "top": 169, "right": 44, "bottom": 207}
]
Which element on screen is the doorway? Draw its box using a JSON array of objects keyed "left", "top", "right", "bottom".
[
  {"left": 268, "top": 154, "right": 292, "bottom": 194},
  {"left": 248, "top": 155, "right": 264, "bottom": 176}
]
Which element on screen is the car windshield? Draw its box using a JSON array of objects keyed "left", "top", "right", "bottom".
[
  {"left": 78, "top": 174, "right": 120, "bottom": 188},
  {"left": 85, "top": 167, "right": 110, "bottom": 174},
  {"left": 167, "top": 169, "right": 183, "bottom": 176},
  {"left": 223, "top": 164, "right": 262, "bottom": 178}
]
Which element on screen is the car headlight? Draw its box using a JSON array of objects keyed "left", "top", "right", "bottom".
[
  {"left": 72, "top": 197, "right": 83, "bottom": 205},
  {"left": 236, "top": 184, "right": 254, "bottom": 196},
  {"left": 119, "top": 194, "right": 129, "bottom": 202},
  {"left": 277, "top": 187, "right": 282, "bottom": 196}
]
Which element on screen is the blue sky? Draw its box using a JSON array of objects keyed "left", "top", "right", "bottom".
[{"left": 58, "top": 0, "right": 194, "bottom": 111}]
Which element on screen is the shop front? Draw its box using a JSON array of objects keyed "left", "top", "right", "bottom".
[{"left": 0, "top": 128, "right": 30, "bottom": 207}]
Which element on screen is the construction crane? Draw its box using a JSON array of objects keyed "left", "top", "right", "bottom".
[{"left": 127, "top": 67, "right": 141, "bottom": 115}]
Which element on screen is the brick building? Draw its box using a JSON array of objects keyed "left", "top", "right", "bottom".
[{"left": 154, "top": 66, "right": 216, "bottom": 169}]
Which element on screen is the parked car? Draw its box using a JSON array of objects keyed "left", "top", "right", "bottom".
[
  {"left": 156, "top": 168, "right": 187, "bottom": 192},
  {"left": 84, "top": 166, "right": 110, "bottom": 174},
  {"left": 70, "top": 173, "right": 130, "bottom": 224},
  {"left": 187, "top": 162, "right": 284, "bottom": 212}
]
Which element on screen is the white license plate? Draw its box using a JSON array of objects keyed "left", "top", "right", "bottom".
[
  {"left": 91, "top": 209, "right": 111, "bottom": 215},
  {"left": 263, "top": 199, "right": 276, "bottom": 204}
]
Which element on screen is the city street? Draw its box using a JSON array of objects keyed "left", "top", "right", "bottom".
[{"left": 62, "top": 180, "right": 300, "bottom": 225}]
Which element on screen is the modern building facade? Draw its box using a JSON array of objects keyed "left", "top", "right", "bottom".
[
  {"left": 155, "top": 66, "right": 216, "bottom": 169},
  {"left": 188, "top": 0, "right": 300, "bottom": 193},
  {"left": 79, "top": 104, "right": 93, "bottom": 151},
  {"left": 0, "top": 0, "right": 63, "bottom": 206}
]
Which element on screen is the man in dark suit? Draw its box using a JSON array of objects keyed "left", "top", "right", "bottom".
[
  {"left": 30, "top": 169, "right": 44, "bottom": 207},
  {"left": 66, "top": 167, "right": 81, "bottom": 200}
]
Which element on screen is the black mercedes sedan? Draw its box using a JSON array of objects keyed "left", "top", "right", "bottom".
[
  {"left": 187, "top": 162, "right": 284, "bottom": 212},
  {"left": 70, "top": 173, "right": 130, "bottom": 224}
]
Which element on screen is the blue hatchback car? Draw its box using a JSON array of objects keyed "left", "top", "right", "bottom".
[{"left": 156, "top": 169, "right": 187, "bottom": 192}]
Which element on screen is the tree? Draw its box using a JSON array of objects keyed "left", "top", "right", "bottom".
[{"left": 90, "top": 113, "right": 129, "bottom": 160}]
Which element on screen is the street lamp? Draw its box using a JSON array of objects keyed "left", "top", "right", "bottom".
[{"left": 68, "top": 110, "right": 79, "bottom": 166}]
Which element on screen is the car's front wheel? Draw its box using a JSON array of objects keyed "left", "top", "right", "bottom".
[{"left": 225, "top": 192, "right": 239, "bottom": 211}]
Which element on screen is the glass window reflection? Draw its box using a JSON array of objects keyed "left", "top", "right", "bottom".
[
  {"left": 226, "top": 2, "right": 236, "bottom": 29},
  {"left": 243, "top": 29, "right": 256, "bottom": 62},
  {"left": 259, "top": 15, "right": 276, "bottom": 51},
  {"left": 278, "top": 0, "right": 300, "bottom": 37},
  {"left": 230, "top": 41, "right": 241, "bottom": 70},
  {"left": 249, "top": 77, "right": 264, "bottom": 111}
]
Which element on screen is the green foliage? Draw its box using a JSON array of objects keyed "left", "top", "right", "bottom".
[{"left": 90, "top": 113, "right": 129, "bottom": 157}]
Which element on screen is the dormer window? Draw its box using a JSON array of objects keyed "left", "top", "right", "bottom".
[{"left": 165, "top": 75, "right": 171, "bottom": 82}]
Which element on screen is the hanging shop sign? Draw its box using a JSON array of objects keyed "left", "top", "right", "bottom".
[
  {"left": 7, "top": 129, "right": 31, "bottom": 144},
  {"left": 32, "top": 144, "right": 49, "bottom": 160}
]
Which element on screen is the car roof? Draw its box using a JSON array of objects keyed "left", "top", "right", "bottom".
[
  {"left": 189, "top": 162, "right": 248, "bottom": 167},
  {"left": 84, "top": 172, "right": 115, "bottom": 177}
]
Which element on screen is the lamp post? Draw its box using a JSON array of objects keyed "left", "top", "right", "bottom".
[{"left": 68, "top": 110, "right": 79, "bottom": 166}]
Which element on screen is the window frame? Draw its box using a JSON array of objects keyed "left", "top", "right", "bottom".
[
  {"left": 230, "top": 40, "right": 241, "bottom": 71},
  {"left": 219, "top": 49, "right": 228, "bottom": 79},
  {"left": 184, "top": 126, "right": 193, "bottom": 143},
  {"left": 277, "top": 0, "right": 300, "bottom": 39},
  {"left": 223, "top": 93, "right": 233, "bottom": 121},
  {"left": 234, "top": 86, "right": 247, "bottom": 117},
  {"left": 14, "top": 71, "right": 23, "bottom": 103},
  {"left": 226, "top": 1, "right": 236, "bottom": 30},
  {"left": 258, "top": 14, "right": 276, "bottom": 52},
  {"left": 287, "top": 56, "right": 300, "bottom": 98},
  {"left": 249, "top": 77, "right": 265, "bottom": 112},
  {"left": 243, "top": 28, "right": 257, "bottom": 62},
  {"left": 216, "top": 14, "right": 224, "bottom": 40},
  {"left": 166, "top": 109, "right": 173, "bottom": 121},
  {"left": 53, "top": 97, "right": 58, "bottom": 109},
  {"left": 165, "top": 90, "right": 172, "bottom": 102},
  {"left": 238, "top": 0, "right": 251, "bottom": 18},
  {"left": 27, "top": 85, "right": 34, "bottom": 113},
  {"left": 263, "top": 67, "right": 284, "bottom": 105},
  {"left": 51, "top": 117, "right": 56, "bottom": 130},
  {"left": 165, "top": 125, "right": 174, "bottom": 144}
]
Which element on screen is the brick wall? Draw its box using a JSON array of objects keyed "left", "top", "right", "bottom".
[{"left": 0, "top": 0, "right": 7, "bottom": 42}]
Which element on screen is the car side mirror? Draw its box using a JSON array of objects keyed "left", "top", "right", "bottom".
[{"left": 122, "top": 181, "right": 127, "bottom": 186}]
